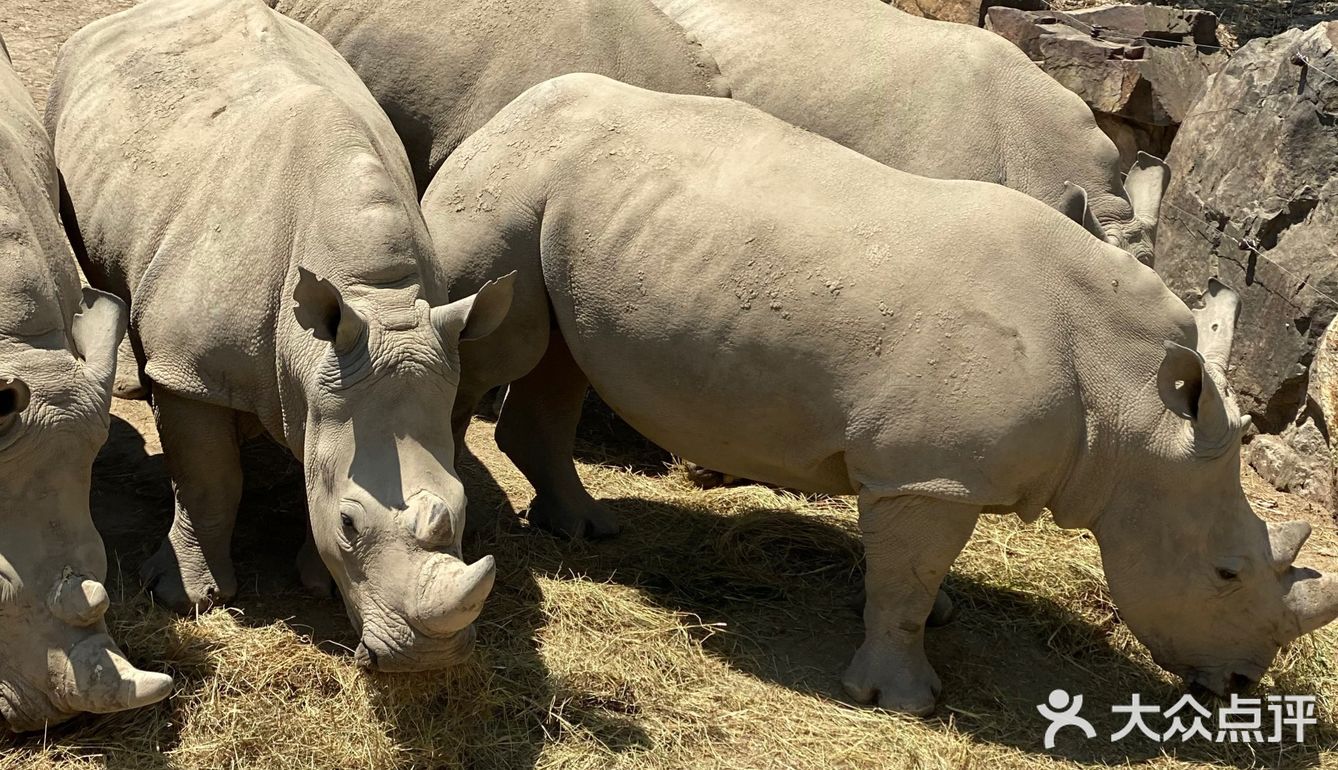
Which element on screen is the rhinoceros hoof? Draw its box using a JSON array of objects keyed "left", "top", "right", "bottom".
[
  {"left": 526, "top": 495, "right": 621, "bottom": 540},
  {"left": 684, "top": 462, "right": 738, "bottom": 489},
  {"left": 926, "top": 589, "right": 957, "bottom": 627},
  {"left": 140, "top": 540, "right": 234, "bottom": 615},
  {"left": 842, "top": 642, "right": 941, "bottom": 716}
]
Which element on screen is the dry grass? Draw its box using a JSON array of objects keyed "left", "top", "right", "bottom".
[{"left": 3, "top": 414, "right": 1337, "bottom": 769}]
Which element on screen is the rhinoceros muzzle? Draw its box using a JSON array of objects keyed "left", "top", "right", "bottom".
[
  {"left": 354, "top": 623, "right": 479, "bottom": 673},
  {"left": 351, "top": 554, "right": 495, "bottom": 672},
  {"left": 2, "top": 630, "right": 173, "bottom": 732}
]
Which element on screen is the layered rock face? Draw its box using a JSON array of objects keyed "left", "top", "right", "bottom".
[
  {"left": 985, "top": 4, "right": 1227, "bottom": 164},
  {"left": 1155, "top": 22, "right": 1338, "bottom": 504}
]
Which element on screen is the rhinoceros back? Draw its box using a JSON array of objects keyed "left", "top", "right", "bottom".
[
  {"left": 0, "top": 35, "right": 80, "bottom": 341},
  {"left": 49, "top": 0, "right": 424, "bottom": 421},
  {"left": 650, "top": 0, "right": 1132, "bottom": 228},
  {"left": 270, "top": 0, "right": 728, "bottom": 192},
  {"left": 430, "top": 75, "right": 1190, "bottom": 498}
]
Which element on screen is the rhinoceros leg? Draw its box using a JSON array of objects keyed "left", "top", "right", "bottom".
[
  {"left": 843, "top": 493, "right": 978, "bottom": 715},
  {"left": 296, "top": 520, "right": 333, "bottom": 597},
  {"left": 141, "top": 389, "right": 243, "bottom": 614},
  {"left": 494, "top": 333, "right": 620, "bottom": 539}
]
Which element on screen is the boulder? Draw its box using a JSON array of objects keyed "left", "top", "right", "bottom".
[
  {"left": 985, "top": 4, "right": 1227, "bottom": 164},
  {"left": 1156, "top": 22, "right": 1338, "bottom": 435},
  {"left": 887, "top": 0, "right": 1044, "bottom": 26},
  {"left": 1245, "top": 420, "right": 1332, "bottom": 505}
]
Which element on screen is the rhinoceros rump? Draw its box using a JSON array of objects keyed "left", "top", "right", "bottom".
[
  {"left": 47, "top": 0, "right": 510, "bottom": 672},
  {"left": 0, "top": 37, "right": 172, "bottom": 731},
  {"left": 423, "top": 74, "right": 1338, "bottom": 713}
]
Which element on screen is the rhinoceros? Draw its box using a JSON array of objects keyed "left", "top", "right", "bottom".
[
  {"left": 420, "top": 74, "right": 1338, "bottom": 713},
  {"left": 47, "top": 0, "right": 513, "bottom": 672},
  {"left": 0, "top": 36, "right": 173, "bottom": 730},
  {"left": 270, "top": 0, "right": 1162, "bottom": 263}
]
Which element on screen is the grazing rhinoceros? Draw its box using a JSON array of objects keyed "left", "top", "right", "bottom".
[
  {"left": 47, "top": 0, "right": 513, "bottom": 672},
  {"left": 420, "top": 74, "right": 1338, "bottom": 713},
  {"left": 270, "top": 0, "right": 1162, "bottom": 264},
  {"left": 0, "top": 35, "right": 173, "bottom": 730}
]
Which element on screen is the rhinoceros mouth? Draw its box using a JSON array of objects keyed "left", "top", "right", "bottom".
[
  {"left": 354, "top": 623, "right": 478, "bottom": 672},
  {"left": 0, "top": 672, "right": 71, "bottom": 733}
]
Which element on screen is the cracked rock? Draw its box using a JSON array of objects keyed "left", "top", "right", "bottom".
[{"left": 1156, "top": 22, "right": 1338, "bottom": 436}]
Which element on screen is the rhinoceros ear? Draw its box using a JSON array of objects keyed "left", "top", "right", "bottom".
[
  {"left": 1158, "top": 341, "right": 1242, "bottom": 454},
  {"left": 293, "top": 267, "right": 366, "bottom": 354},
  {"left": 1060, "top": 182, "right": 1108, "bottom": 241},
  {"left": 1124, "top": 152, "right": 1169, "bottom": 229},
  {"left": 431, "top": 272, "right": 516, "bottom": 346},
  {"left": 72, "top": 288, "right": 128, "bottom": 388}
]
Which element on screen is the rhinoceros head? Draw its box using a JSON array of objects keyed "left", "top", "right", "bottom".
[
  {"left": 0, "top": 289, "right": 173, "bottom": 731},
  {"left": 1092, "top": 279, "right": 1338, "bottom": 695},
  {"left": 291, "top": 267, "right": 513, "bottom": 672}
]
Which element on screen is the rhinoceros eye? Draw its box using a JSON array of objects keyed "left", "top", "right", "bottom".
[
  {"left": 338, "top": 501, "right": 364, "bottom": 548},
  {"left": 0, "top": 554, "right": 19, "bottom": 605},
  {"left": 1216, "top": 567, "right": 1240, "bottom": 582}
]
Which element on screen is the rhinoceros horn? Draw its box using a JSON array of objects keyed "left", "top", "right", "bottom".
[
  {"left": 59, "top": 634, "right": 173, "bottom": 715},
  {"left": 409, "top": 554, "right": 496, "bottom": 637},
  {"left": 47, "top": 572, "right": 111, "bottom": 628},
  {"left": 1268, "top": 521, "right": 1312, "bottom": 573},
  {"left": 1284, "top": 568, "right": 1338, "bottom": 637}
]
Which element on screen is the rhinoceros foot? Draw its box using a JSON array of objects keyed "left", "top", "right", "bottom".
[
  {"left": 683, "top": 462, "right": 740, "bottom": 490},
  {"left": 525, "top": 494, "right": 621, "bottom": 540},
  {"left": 296, "top": 533, "right": 334, "bottom": 597},
  {"left": 926, "top": 588, "right": 957, "bottom": 627},
  {"left": 842, "top": 640, "right": 941, "bottom": 716},
  {"left": 140, "top": 539, "right": 234, "bottom": 615}
]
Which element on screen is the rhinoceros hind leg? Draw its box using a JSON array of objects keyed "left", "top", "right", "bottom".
[
  {"left": 495, "top": 333, "right": 620, "bottom": 539},
  {"left": 684, "top": 462, "right": 739, "bottom": 489},
  {"left": 112, "top": 336, "right": 149, "bottom": 400},
  {"left": 926, "top": 588, "right": 957, "bottom": 627},
  {"left": 842, "top": 493, "right": 978, "bottom": 715},
  {"left": 296, "top": 524, "right": 334, "bottom": 597},
  {"left": 141, "top": 389, "right": 243, "bottom": 614}
]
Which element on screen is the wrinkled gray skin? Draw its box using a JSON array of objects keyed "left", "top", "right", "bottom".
[
  {"left": 0, "top": 36, "right": 173, "bottom": 731},
  {"left": 648, "top": 0, "right": 1169, "bottom": 265},
  {"left": 423, "top": 75, "right": 1338, "bottom": 714},
  {"left": 270, "top": 0, "right": 1163, "bottom": 265},
  {"left": 267, "top": 0, "right": 728, "bottom": 196},
  {"left": 47, "top": 0, "right": 513, "bottom": 672}
]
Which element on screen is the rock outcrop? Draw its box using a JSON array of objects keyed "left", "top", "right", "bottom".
[
  {"left": 985, "top": 4, "right": 1227, "bottom": 164},
  {"left": 1156, "top": 22, "right": 1338, "bottom": 434}
]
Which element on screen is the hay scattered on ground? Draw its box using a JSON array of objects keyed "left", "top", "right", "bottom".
[{"left": 4, "top": 417, "right": 1337, "bottom": 769}]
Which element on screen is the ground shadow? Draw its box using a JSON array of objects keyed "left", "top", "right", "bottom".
[
  {"left": 521, "top": 493, "right": 1332, "bottom": 768},
  {"left": 22, "top": 408, "right": 646, "bottom": 768}
]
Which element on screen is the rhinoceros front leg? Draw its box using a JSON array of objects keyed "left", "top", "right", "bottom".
[
  {"left": 494, "top": 333, "right": 620, "bottom": 539},
  {"left": 141, "top": 389, "right": 243, "bottom": 614},
  {"left": 843, "top": 492, "right": 978, "bottom": 715}
]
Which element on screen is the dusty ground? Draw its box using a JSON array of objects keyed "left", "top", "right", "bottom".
[{"left": 3, "top": 0, "right": 1338, "bottom": 769}]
